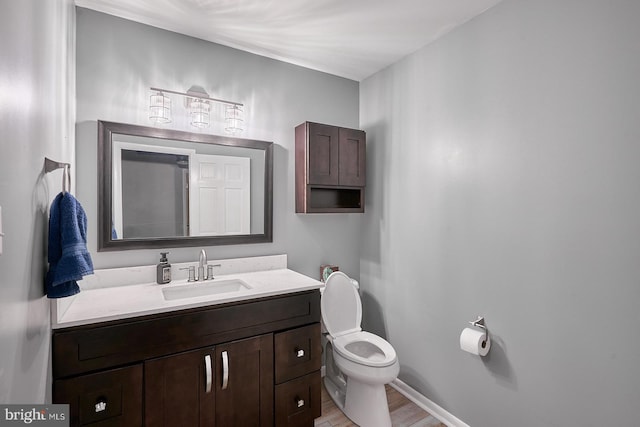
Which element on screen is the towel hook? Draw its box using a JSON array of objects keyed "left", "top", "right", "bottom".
[
  {"left": 44, "top": 157, "right": 71, "bottom": 194},
  {"left": 62, "top": 164, "right": 71, "bottom": 194}
]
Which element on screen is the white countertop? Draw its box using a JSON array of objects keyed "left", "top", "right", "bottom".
[{"left": 52, "top": 255, "right": 322, "bottom": 329}]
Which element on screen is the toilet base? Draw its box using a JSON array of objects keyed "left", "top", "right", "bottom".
[
  {"left": 344, "top": 377, "right": 392, "bottom": 427},
  {"left": 323, "top": 375, "right": 346, "bottom": 410}
]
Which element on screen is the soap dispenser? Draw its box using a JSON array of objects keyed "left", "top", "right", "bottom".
[{"left": 156, "top": 252, "right": 171, "bottom": 284}]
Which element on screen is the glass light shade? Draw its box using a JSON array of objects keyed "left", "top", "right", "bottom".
[
  {"left": 225, "top": 105, "right": 244, "bottom": 134},
  {"left": 190, "top": 99, "right": 210, "bottom": 128},
  {"left": 149, "top": 93, "right": 172, "bottom": 123}
]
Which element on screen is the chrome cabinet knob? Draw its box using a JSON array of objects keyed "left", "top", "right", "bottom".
[{"left": 95, "top": 398, "right": 107, "bottom": 413}]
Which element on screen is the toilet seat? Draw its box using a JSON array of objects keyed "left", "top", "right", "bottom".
[
  {"left": 333, "top": 331, "right": 397, "bottom": 367},
  {"left": 322, "top": 272, "right": 397, "bottom": 368}
]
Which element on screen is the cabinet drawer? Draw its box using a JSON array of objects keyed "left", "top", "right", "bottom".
[
  {"left": 275, "top": 371, "right": 321, "bottom": 427},
  {"left": 275, "top": 323, "right": 321, "bottom": 384},
  {"left": 53, "top": 364, "right": 142, "bottom": 426}
]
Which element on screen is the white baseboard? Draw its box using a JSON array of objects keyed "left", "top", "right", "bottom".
[{"left": 389, "top": 379, "right": 470, "bottom": 427}]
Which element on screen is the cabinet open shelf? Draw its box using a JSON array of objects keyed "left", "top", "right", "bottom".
[{"left": 307, "top": 187, "right": 364, "bottom": 212}]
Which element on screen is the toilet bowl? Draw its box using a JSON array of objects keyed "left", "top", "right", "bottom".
[{"left": 321, "top": 271, "right": 399, "bottom": 427}]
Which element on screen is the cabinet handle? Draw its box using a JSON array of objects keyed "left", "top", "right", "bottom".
[
  {"left": 296, "top": 398, "right": 305, "bottom": 408},
  {"left": 95, "top": 397, "right": 107, "bottom": 413},
  {"left": 221, "top": 351, "right": 229, "bottom": 390},
  {"left": 296, "top": 348, "right": 305, "bottom": 358},
  {"left": 205, "top": 354, "right": 212, "bottom": 393}
]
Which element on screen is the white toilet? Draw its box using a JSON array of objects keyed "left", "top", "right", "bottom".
[{"left": 321, "top": 271, "right": 400, "bottom": 427}]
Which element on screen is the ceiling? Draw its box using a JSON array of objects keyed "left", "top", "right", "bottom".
[{"left": 75, "top": 0, "right": 503, "bottom": 81}]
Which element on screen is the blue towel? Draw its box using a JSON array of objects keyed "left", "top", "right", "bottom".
[{"left": 46, "top": 192, "right": 94, "bottom": 298}]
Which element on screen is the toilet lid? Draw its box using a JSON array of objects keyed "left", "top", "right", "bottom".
[{"left": 321, "top": 271, "right": 362, "bottom": 337}]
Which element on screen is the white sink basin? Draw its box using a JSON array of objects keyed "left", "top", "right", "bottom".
[{"left": 162, "top": 279, "right": 251, "bottom": 301}]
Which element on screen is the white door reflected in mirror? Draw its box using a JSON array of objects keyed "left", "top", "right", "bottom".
[{"left": 190, "top": 154, "right": 250, "bottom": 236}]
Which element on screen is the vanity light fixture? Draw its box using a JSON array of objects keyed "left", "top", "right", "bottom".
[
  {"left": 149, "top": 86, "right": 244, "bottom": 133},
  {"left": 189, "top": 98, "right": 211, "bottom": 128},
  {"left": 225, "top": 105, "right": 244, "bottom": 134},
  {"left": 149, "top": 91, "right": 172, "bottom": 123}
]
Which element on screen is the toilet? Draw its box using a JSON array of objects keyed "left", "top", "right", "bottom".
[{"left": 321, "top": 271, "right": 400, "bottom": 427}]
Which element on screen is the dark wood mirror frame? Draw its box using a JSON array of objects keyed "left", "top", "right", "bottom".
[{"left": 98, "top": 120, "right": 273, "bottom": 251}]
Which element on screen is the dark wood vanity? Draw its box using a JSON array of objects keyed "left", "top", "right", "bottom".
[
  {"left": 52, "top": 290, "right": 322, "bottom": 426},
  {"left": 295, "top": 121, "right": 366, "bottom": 213}
]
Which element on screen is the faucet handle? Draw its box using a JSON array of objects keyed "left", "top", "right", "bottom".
[
  {"left": 180, "top": 266, "right": 196, "bottom": 282},
  {"left": 207, "top": 264, "right": 222, "bottom": 280}
]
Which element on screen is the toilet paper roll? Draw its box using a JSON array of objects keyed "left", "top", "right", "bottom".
[{"left": 460, "top": 327, "right": 490, "bottom": 356}]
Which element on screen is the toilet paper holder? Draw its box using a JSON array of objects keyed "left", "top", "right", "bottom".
[
  {"left": 461, "top": 316, "right": 491, "bottom": 356},
  {"left": 469, "top": 316, "right": 489, "bottom": 343}
]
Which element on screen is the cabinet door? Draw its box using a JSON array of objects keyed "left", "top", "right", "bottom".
[
  {"left": 307, "top": 123, "right": 339, "bottom": 186},
  {"left": 145, "top": 347, "right": 215, "bottom": 427},
  {"left": 338, "top": 128, "right": 366, "bottom": 186},
  {"left": 215, "top": 334, "right": 274, "bottom": 426}
]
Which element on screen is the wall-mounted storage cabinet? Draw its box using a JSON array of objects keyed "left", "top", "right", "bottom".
[{"left": 295, "top": 122, "right": 366, "bottom": 213}]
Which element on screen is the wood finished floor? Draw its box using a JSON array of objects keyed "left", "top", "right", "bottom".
[{"left": 314, "top": 383, "right": 447, "bottom": 427}]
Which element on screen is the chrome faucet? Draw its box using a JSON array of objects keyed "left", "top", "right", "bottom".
[{"left": 198, "top": 249, "right": 207, "bottom": 281}]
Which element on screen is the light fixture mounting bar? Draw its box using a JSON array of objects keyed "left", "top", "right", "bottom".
[{"left": 150, "top": 87, "right": 243, "bottom": 107}]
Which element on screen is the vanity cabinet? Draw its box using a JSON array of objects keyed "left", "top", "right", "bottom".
[
  {"left": 52, "top": 291, "right": 321, "bottom": 427},
  {"left": 295, "top": 122, "right": 366, "bottom": 213}
]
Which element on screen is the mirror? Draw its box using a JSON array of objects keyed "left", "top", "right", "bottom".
[{"left": 98, "top": 121, "right": 273, "bottom": 251}]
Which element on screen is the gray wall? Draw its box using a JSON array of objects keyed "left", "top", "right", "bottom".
[
  {"left": 76, "top": 8, "right": 362, "bottom": 279},
  {"left": 0, "top": 0, "right": 75, "bottom": 403},
  {"left": 360, "top": 0, "right": 640, "bottom": 425}
]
